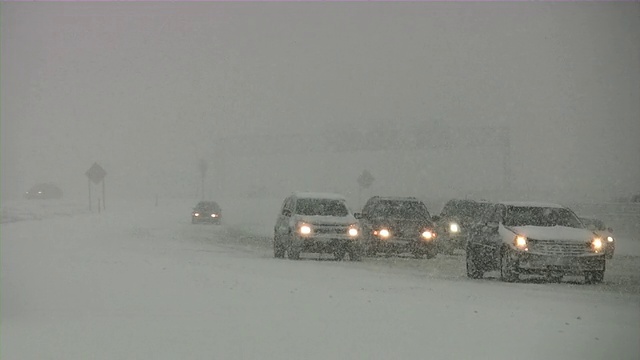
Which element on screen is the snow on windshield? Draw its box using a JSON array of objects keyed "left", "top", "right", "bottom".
[
  {"left": 505, "top": 206, "right": 584, "bottom": 228},
  {"left": 295, "top": 198, "right": 349, "bottom": 217}
]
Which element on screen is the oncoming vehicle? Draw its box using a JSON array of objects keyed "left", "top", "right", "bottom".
[
  {"left": 433, "top": 199, "right": 492, "bottom": 255},
  {"left": 465, "top": 202, "right": 606, "bottom": 284},
  {"left": 358, "top": 196, "right": 437, "bottom": 259},
  {"left": 273, "top": 192, "right": 363, "bottom": 261},
  {"left": 191, "top": 201, "right": 222, "bottom": 224},
  {"left": 580, "top": 216, "right": 615, "bottom": 259},
  {"left": 24, "top": 183, "right": 63, "bottom": 200}
]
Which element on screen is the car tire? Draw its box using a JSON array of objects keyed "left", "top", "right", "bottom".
[
  {"left": 274, "top": 236, "right": 286, "bottom": 258},
  {"left": 349, "top": 249, "right": 362, "bottom": 261},
  {"left": 466, "top": 251, "right": 484, "bottom": 279},
  {"left": 288, "top": 248, "right": 301, "bottom": 260},
  {"left": 585, "top": 270, "right": 604, "bottom": 284},
  {"left": 334, "top": 248, "right": 346, "bottom": 261},
  {"left": 500, "top": 247, "right": 519, "bottom": 283}
]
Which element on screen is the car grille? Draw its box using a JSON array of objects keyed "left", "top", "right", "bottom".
[
  {"left": 313, "top": 224, "right": 350, "bottom": 235},
  {"left": 529, "top": 240, "right": 591, "bottom": 256}
]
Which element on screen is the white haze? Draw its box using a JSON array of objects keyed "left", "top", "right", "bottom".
[{"left": 2, "top": 2, "right": 639, "bottom": 205}]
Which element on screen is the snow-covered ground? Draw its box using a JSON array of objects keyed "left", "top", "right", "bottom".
[{"left": 2, "top": 198, "right": 639, "bottom": 359}]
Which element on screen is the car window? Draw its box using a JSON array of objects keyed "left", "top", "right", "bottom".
[
  {"left": 480, "top": 205, "right": 496, "bottom": 224},
  {"left": 295, "top": 198, "right": 349, "bottom": 217}
]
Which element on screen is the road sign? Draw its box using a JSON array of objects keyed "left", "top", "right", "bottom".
[
  {"left": 85, "top": 162, "right": 107, "bottom": 185},
  {"left": 357, "top": 170, "right": 375, "bottom": 189}
]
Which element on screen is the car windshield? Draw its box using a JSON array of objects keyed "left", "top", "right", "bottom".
[
  {"left": 369, "top": 200, "right": 430, "bottom": 219},
  {"left": 504, "top": 206, "right": 583, "bottom": 228},
  {"left": 295, "top": 198, "right": 349, "bottom": 217},
  {"left": 196, "top": 202, "right": 219, "bottom": 211},
  {"left": 444, "top": 201, "right": 490, "bottom": 220}
]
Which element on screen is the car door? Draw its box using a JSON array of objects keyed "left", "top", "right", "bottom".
[
  {"left": 275, "top": 197, "right": 294, "bottom": 240},
  {"left": 468, "top": 204, "right": 500, "bottom": 270}
]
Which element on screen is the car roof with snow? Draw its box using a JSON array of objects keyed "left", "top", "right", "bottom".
[
  {"left": 368, "top": 196, "right": 421, "bottom": 202},
  {"left": 292, "top": 192, "right": 347, "bottom": 201},
  {"left": 499, "top": 201, "right": 565, "bottom": 209}
]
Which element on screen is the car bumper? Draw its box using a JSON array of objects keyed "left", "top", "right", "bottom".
[
  {"left": 192, "top": 217, "right": 221, "bottom": 223},
  {"left": 438, "top": 233, "right": 466, "bottom": 248},
  {"left": 368, "top": 238, "right": 436, "bottom": 253},
  {"left": 516, "top": 253, "right": 605, "bottom": 274},
  {"left": 292, "top": 236, "right": 362, "bottom": 253}
]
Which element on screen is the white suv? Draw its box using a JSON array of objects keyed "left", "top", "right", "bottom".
[
  {"left": 466, "top": 201, "right": 606, "bottom": 283},
  {"left": 273, "top": 192, "right": 363, "bottom": 261}
]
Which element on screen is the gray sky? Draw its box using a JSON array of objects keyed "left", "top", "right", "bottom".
[{"left": 2, "top": 2, "right": 639, "bottom": 204}]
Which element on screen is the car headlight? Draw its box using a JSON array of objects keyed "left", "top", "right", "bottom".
[
  {"left": 607, "top": 236, "right": 614, "bottom": 243},
  {"left": 376, "top": 228, "right": 391, "bottom": 238},
  {"left": 449, "top": 223, "right": 460, "bottom": 233},
  {"left": 298, "top": 223, "right": 312, "bottom": 235},
  {"left": 348, "top": 226, "right": 359, "bottom": 237},
  {"left": 422, "top": 230, "right": 435, "bottom": 240},
  {"left": 211, "top": 214, "right": 218, "bottom": 218},
  {"left": 194, "top": 213, "right": 200, "bottom": 217},
  {"left": 514, "top": 235, "right": 528, "bottom": 250},
  {"left": 592, "top": 237, "right": 603, "bottom": 252}
]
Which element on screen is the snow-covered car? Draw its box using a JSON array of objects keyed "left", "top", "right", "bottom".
[
  {"left": 465, "top": 202, "right": 606, "bottom": 283},
  {"left": 432, "top": 199, "right": 493, "bottom": 255},
  {"left": 579, "top": 216, "right": 615, "bottom": 259},
  {"left": 24, "top": 183, "right": 63, "bottom": 200},
  {"left": 191, "top": 201, "right": 222, "bottom": 224},
  {"left": 358, "top": 196, "right": 437, "bottom": 259},
  {"left": 273, "top": 192, "right": 363, "bottom": 261}
]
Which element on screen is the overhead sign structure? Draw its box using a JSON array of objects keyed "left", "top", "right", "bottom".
[{"left": 86, "top": 162, "right": 107, "bottom": 212}]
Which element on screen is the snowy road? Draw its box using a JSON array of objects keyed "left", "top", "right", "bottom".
[{"left": 2, "top": 199, "right": 639, "bottom": 359}]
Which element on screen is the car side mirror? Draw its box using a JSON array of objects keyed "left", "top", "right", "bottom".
[
  {"left": 431, "top": 215, "right": 440, "bottom": 222},
  {"left": 282, "top": 209, "right": 292, "bottom": 217},
  {"left": 485, "top": 221, "right": 499, "bottom": 232},
  {"left": 354, "top": 212, "right": 362, "bottom": 219}
]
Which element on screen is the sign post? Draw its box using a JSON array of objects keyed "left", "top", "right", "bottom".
[
  {"left": 357, "top": 170, "right": 375, "bottom": 208},
  {"left": 85, "top": 162, "right": 107, "bottom": 212}
]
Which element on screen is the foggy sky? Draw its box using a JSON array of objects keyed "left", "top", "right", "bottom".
[{"left": 2, "top": 2, "right": 639, "bottom": 204}]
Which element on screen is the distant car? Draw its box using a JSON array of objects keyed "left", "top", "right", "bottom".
[
  {"left": 273, "top": 192, "right": 362, "bottom": 261},
  {"left": 580, "top": 217, "right": 615, "bottom": 259},
  {"left": 24, "top": 183, "right": 63, "bottom": 200},
  {"left": 358, "top": 196, "right": 437, "bottom": 259},
  {"left": 465, "top": 202, "right": 606, "bottom": 284},
  {"left": 191, "top": 201, "right": 222, "bottom": 224},
  {"left": 432, "top": 199, "right": 493, "bottom": 255}
]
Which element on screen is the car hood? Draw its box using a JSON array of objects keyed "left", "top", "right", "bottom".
[
  {"left": 294, "top": 215, "right": 357, "bottom": 226},
  {"left": 508, "top": 225, "right": 595, "bottom": 242},
  {"left": 439, "top": 215, "right": 475, "bottom": 227}
]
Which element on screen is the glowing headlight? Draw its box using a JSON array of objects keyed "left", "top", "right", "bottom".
[
  {"left": 299, "top": 224, "right": 312, "bottom": 235},
  {"left": 514, "top": 235, "right": 528, "bottom": 249},
  {"left": 422, "top": 230, "right": 434, "bottom": 240},
  {"left": 592, "top": 238, "right": 603, "bottom": 251},
  {"left": 449, "top": 223, "right": 460, "bottom": 233},
  {"left": 194, "top": 213, "right": 200, "bottom": 217},
  {"left": 378, "top": 229, "right": 390, "bottom": 238},
  {"left": 607, "top": 236, "right": 614, "bottom": 243},
  {"left": 348, "top": 227, "right": 359, "bottom": 237},
  {"left": 211, "top": 214, "right": 218, "bottom": 218}
]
